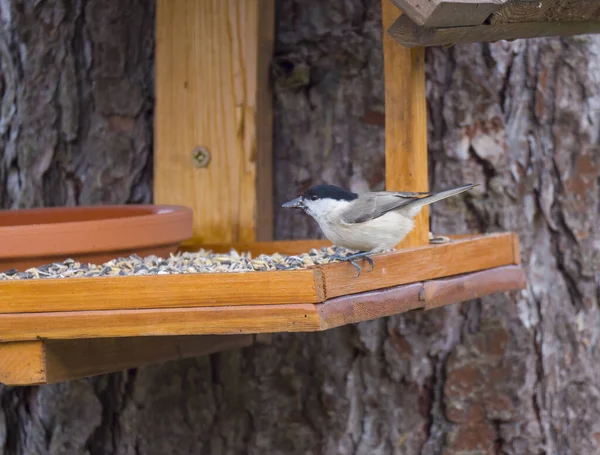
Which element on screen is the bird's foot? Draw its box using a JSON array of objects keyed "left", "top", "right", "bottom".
[
  {"left": 429, "top": 231, "right": 451, "bottom": 244},
  {"left": 330, "top": 251, "right": 375, "bottom": 278}
]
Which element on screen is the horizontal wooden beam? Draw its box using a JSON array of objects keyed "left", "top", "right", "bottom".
[
  {"left": 391, "top": 0, "right": 507, "bottom": 28},
  {"left": 0, "top": 264, "right": 526, "bottom": 344},
  {"left": 318, "top": 264, "right": 526, "bottom": 329},
  {"left": 0, "top": 233, "right": 518, "bottom": 313},
  {"left": 0, "top": 268, "right": 324, "bottom": 313},
  {"left": 0, "top": 335, "right": 253, "bottom": 386},
  {"left": 320, "top": 232, "right": 520, "bottom": 298},
  {"left": 388, "top": 14, "right": 600, "bottom": 47},
  {"left": 0, "top": 304, "right": 321, "bottom": 341},
  {"left": 490, "top": 0, "right": 600, "bottom": 25}
]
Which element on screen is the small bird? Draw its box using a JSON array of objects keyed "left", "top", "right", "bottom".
[{"left": 282, "top": 183, "right": 477, "bottom": 276}]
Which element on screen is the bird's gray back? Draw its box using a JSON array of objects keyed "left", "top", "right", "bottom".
[{"left": 341, "top": 191, "right": 430, "bottom": 224}]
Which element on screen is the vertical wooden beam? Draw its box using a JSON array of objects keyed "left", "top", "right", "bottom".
[
  {"left": 382, "top": 0, "right": 429, "bottom": 249},
  {"left": 154, "top": 0, "right": 274, "bottom": 245}
]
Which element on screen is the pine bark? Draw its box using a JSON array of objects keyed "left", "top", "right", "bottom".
[{"left": 0, "top": 1, "right": 599, "bottom": 454}]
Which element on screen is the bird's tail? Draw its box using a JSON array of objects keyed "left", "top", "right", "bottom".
[{"left": 405, "top": 183, "right": 478, "bottom": 216}]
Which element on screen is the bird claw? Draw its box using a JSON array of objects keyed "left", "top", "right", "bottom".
[
  {"left": 429, "top": 231, "right": 451, "bottom": 244},
  {"left": 330, "top": 251, "right": 375, "bottom": 278}
]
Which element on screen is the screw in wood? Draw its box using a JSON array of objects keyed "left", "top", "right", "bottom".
[{"left": 192, "top": 146, "right": 211, "bottom": 168}]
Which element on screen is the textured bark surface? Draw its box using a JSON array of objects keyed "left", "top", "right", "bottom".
[
  {"left": 0, "top": 0, "right": 154, "bottom": 209},
  {"left": 0, "top": 0, "right": 599, "bottom": 454}
]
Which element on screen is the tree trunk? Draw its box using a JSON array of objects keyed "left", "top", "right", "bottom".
[{"left": 1, "top": 0, "right": 599, "bottom": 454}]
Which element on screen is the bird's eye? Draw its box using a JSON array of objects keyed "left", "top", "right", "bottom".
[{"left": 310, "top": 194, "right": 318, "bottom": 201}]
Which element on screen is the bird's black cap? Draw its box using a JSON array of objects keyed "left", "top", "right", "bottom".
[{"left": 302, "top": 184, "right": 358, "bottom": 202}]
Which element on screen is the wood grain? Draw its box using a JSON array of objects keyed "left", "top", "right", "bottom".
[
  {"left": 391, "top": 0, "right": 507, "bottom": 27},
  {"left": 180, "top": 239, "right": 333, "bottom": 256},
  {"left": 0, "top": 270, "right": 323, "bottom": 313},
  {"left": 0, "top": 341, "right": 45, "bottom": 385},
  {"left": 422, "top": 265, "right": 526, "bottom": 310},
  {"left": 318, "top": 283, "right": 425, "bottom": 329},
  {"left": 154, "top": 0, "right": 274, "bottom": 244},
  {"left": 388, "top": 13, "right": 600, "bottom": 47},
  {"left": 0, "top": 233, "right": 520, "bottom": 314},
  {"left": 42, "top": 335, "right": 253, "bottom": 384},
  {"left": 320, "top": 232, "right": 519, "bottom": 298},
  {"left": 318, "top": 264, "right": 526, "bottom": 329},
  {"left": 0, "top": 265, "right": 526, "bottom": 384},
  {"left": 382, "top": 0, "right": 429, "bottom": 249},
  {"left": 0, "top": 262, "right": 526, "bottom": 346},
  {"left": 0, "top": 336, "right": 253, "bottom": 385},
  {"left": 490, "top": 0, "right": 600, "bottom": 25},
  {"left": 0, "top": 304, "right": 321, "bottom": 341}
]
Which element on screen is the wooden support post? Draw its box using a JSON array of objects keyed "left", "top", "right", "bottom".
[
  {"left": 382, "top": 0, "right": 429, "bottom": 249},
  {"left": 154, "top": 0, "right": 275, "bottom": 245}
]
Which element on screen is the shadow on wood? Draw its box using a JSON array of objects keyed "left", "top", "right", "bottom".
[{"left": 0, "top": 335, "right": 253, "bottom": 386}]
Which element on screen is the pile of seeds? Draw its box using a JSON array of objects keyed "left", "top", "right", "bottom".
[{"left": 0, "top": 246, "right": 358, "bottom": 280}]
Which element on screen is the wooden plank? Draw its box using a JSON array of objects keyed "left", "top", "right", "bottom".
[
  {"left": 318, "top": 283, "right": 425, "bottom": 329},
  {"left": 254, "top": 0, "right": 276, "bottom": 242},
  {"left": 391, "top": 0, "right": 507, "bottom": 27},
  {"left": 511, "top": 232, "right": 522, "bottom": 265},
  {"left": 382, "top": 0, "right": 429, "bottom": 249},
  {"left": 388, "top": 13, "right": 600, "bottom": 47},
  {"left": 0, "top": 263, "right": 525, "bottom": 343},
  {"left": 423, "top": 264, "right": 525, "bottom": 310},
  {"left": 0, "top": 304, "right": 321, "bottom": 341},
  {"left": 490, "top": 0, "right": 600, "bottom": 25},
  {"left": 319, "top": 233, "right": 519, "bottom": 299},
  {"left": 0, "top": 270, "right": 323, "bottom": 314},
  {"left": 0, "top": 233, "right": 520, "bottom": 314},
  {"left": 181, "top": 239, "right": 333, "bottom": 256},
  {"left": 0, "top": 341, "right": 45, "bottom": 385},
  {"left": 0, "top": 336, "right": 253, "bottom": 386},
  {"left": 154, "top": 0, "right": 274, "bottom": 245},
  {"left": 42, "top": 335, "right": 252, "bottom": 384},
  {"left": 318, "top": 264, "right": 526, "bottom": 329}
]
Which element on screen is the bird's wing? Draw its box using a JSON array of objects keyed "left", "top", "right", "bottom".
[{"left": 341, "top": 191, "right": 432, "bottom": 224}]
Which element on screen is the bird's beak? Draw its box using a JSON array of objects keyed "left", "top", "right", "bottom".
[{"left": 282, "top": 197, "right": 304, "bottom": 209}]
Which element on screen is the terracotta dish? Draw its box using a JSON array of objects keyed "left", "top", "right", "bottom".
[{"left": 0, "top": 205, "right": 193, "bottom": 272}]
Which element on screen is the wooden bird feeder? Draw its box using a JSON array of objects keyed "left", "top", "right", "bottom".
[{"left": 0, "top": 0, "right": 537, "bottom": 386}]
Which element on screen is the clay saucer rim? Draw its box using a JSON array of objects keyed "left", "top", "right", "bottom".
[{"left": 0, "top": 204, "right": 194, "bottom": 260}]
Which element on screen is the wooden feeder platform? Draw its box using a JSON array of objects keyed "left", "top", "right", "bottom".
[
  {"left": 0, "top": 233, "right": 525, "bottom": 385},
  {"left": 0, "top": 0, "right": 546, "bottom": 385}
]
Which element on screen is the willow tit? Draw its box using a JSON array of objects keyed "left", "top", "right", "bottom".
[{"left": 282, "top": 183, "right": 477, "bottom": 276}]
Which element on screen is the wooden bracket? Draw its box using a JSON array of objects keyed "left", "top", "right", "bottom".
[
  {"left": 0, "top": 335, "right": 253, "bottom": 385},
  {"left": 154, "top": 0, "right": 275, "bottom": 245}
]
